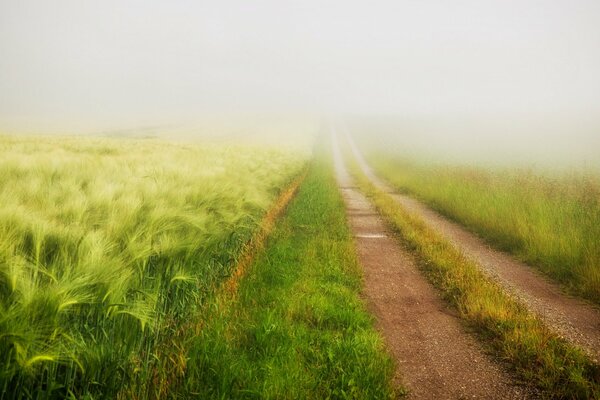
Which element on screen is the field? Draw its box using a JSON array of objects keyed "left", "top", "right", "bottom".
[
  {"left": 0, "top": 131, "right": 399, "bottom": 399},
  {"left": 3, "top": 123, "right": 600, "bottom": 399},
  {"left": 350, "top": 123, "right": 600, "bottom": 304},
  {"left": 0, "top": 134, "right": 309, "bottom": 398}
]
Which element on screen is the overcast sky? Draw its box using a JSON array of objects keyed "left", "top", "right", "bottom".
[{"left": 1, "top": 0, "right": 599, "bottom": 132}]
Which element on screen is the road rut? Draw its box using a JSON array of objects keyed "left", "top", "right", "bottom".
[
  {"left": 332, "top": 130, "right": 530, "bottom": 399},
  {"left": 345, "top": 130, "right": 600, "bottom": 363}
]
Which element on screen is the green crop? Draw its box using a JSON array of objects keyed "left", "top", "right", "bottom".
[{"left": 0, "top": 135, "right": 307, "bottom": 399}]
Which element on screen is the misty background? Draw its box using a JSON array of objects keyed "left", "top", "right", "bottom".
[{"left": 1, "top": 0, "right": 599, "bottom": 166}]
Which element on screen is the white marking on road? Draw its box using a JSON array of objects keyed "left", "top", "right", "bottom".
[{"left": 355, "top": 233, "right": 387, "bottom": 238}]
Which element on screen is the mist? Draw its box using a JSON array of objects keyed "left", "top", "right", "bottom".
[
  {"left": 347, "top": 114, "right": 600, "bottom": 171},
  {"left": 1, "top": 0, "right": 600, "bottom": 156}
]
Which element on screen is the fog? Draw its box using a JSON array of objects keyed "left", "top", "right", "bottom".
[
  {"left": 1, "top": 0, "right": 600, "bottom": 158},
  {"left": 347, "top": 115, "right": 600, "bottom": 170}
]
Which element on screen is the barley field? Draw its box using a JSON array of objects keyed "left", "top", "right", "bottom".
[{"left": 0, "top": 134, "right": 308, "bottom": 398}]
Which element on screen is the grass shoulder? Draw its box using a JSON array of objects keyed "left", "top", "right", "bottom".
[{"left": 366, "top": 154, "right": 600, "bottom": 305}]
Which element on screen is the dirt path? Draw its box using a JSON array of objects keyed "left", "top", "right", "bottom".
[
  {"left": 331, "top": 130, "right": 530, "bottom": 399},
  {"left": 345, "top": 131, "right": 600, "bottom": 363}
]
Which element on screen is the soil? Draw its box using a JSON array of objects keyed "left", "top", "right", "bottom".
[
  {"left": 332, "top": 131, "right": 532, "bottom": 399},
  {"left": 346, "top": 132, "right": 600, "bottom": 364}
]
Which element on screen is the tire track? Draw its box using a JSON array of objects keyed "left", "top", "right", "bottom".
[
  {"left": 344, "top": 129, "right": 600, "bottom": 364},
  {"left": 331, "top": 129, "right": 529, "bottom": 399}
]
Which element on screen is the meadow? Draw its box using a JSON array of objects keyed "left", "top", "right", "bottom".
[
  {"left": 350, "top": 122, "right": 600, "bottom": 304},
  {"left": 0, "top": 134, "right": 308, "bottom": 398}
]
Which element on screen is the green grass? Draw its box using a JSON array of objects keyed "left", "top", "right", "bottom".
[
  {"left": 0, "top": 135, "right": 307, "bottom": 399},
  {"left": 341, "top": 138, "right": 600, "bottom": 399},
  {"left": 356, "top": 140, "right": 600, "bottom": 304},
  {"left": 181, "top": 143, "right": 397, "bottom": 399}
]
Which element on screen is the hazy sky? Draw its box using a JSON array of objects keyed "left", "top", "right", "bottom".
[{"left": 1, "top": 0, "right": 600, "bottom": 132}]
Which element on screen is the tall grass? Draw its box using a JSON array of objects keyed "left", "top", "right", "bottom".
[
  {"left": 354, "top": 138, "right": 600, "bottom": 304},
  {"left": 0, "top": 135, "right": 307, "bottom": 398}
]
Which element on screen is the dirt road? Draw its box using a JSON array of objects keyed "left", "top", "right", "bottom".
[
  {"left": 331, "top": 130, "right": 530, "bottom": 399},
  {"left": 344, "top": 130, "right": 600, "bottom": 364}
]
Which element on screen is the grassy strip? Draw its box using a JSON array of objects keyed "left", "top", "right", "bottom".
[
  {"left": 363, "top": 153, "right": 600, "bottom": 304},
  {"left": 120, "top": 170, "right": 308, "bottom": 399},
  {"left": 179, "top": 146, "right": 397, "bottom": 399},
  {"left": 342, "top": 140, "right": 600, "bottom": 399},
  {"left": 220, "top": 170, "right": 308, "bottom": 299}
]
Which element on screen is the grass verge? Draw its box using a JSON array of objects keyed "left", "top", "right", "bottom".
[
  {"left": 180, "top": 144, "right": 397, "bottom": 399},
  {"left": 363, "top": 154, "right": 600, "bottom": 304},
  {"left": 342, "top": 139, "right": 600, "bottom": 399}
]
